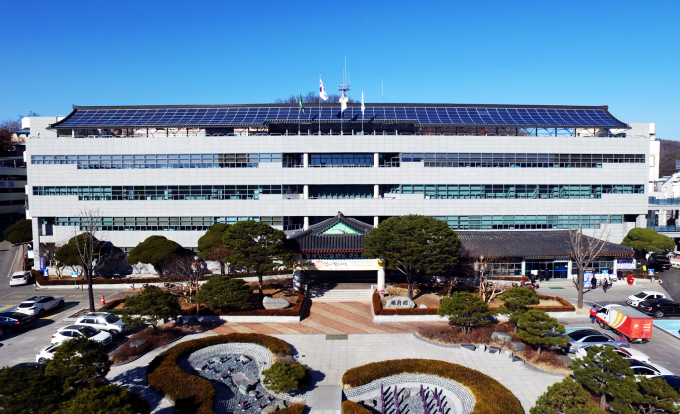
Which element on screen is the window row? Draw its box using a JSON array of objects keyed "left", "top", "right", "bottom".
[
  {"left": 435, "top": 215, "right": 623, "bottom": 230},
  {"left": 401, "top": 153, "right": 645, "bottom": 168},
  {"left": 54, "top": 216, "right": 292, "bottom": 231},
  {"left": 400, "top": 184, "right": 645, "bottom": 199},
  {"left": 309, "top": 153, "right": 374, "bottom": 167},
  {"left": 31, "top": 153, "right": 282, "bottom": 169},
  {"left": 33, "top": 185, "right": 285, "bottom": 200}
]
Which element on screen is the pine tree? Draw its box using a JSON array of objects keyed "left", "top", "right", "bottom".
[
  {"left": 516, "top": 309, "right": 568, "bottom": 355},
  {"left": 195, "top": 275, "right": 253, "bottom": 310},
  {"left": 498, "top": 287, "right": 540, "bottom": 332},
  {"left": 570, "top": 345, "right": 636, "bottom": 410},
  {"left": 121, "top": 286, "right": 181, "bottom": 334},
  {"left": 55, "top": 384, "right": 150, "bottom": 414},
  {"left": 530, "top": 377, "right": 604, "bottom": 414},
  {"left": 609, "top": 376, "right": 680, "bottom": 414},
  {"left": 45, "top": 336, "right": 111, "bottom": 391},
  {"left": 438, "top": 291, "right": 494, "bottom": 334}
]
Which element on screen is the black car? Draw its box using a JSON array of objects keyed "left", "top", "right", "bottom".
[
  {"left": 637, "top": 299, "right": 680, "bottom": 318},
  {"left": 660, "top": 375, "right": 680, "bottom": 393},
  {"left": 0, "top": 312, "right": 35, "bottom": 334},
  {"left": 648, "top": 253, "right": 672, "bottom": 271}
]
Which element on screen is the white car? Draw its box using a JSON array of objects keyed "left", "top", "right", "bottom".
[
  {"left": 35, "top": 344, "right": 60, "bottom": 363},
  {"left": 74, "top": 312, "right": 126, "bottom": 336},
  {"left": 575, "top": 344, "right": 651, "bottom": 363},
  {"left": 9, "top": 271, "right": 31, "bottom": 287},
  {"left": 627, "top": 291, "right": 666, "bottom": 307},
  {"left": 15, "top": 296, "right": 65, "bottom": 317},
  {"left": 51, "top": 325, "right": 112, "bottom": 346},
  {"left": 629, "top": 359, "right": 674, "bottom": 378}
]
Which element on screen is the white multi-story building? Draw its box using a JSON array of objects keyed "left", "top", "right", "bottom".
[{"left": 25, "top": 103, "right": 649, "bottom": 277}]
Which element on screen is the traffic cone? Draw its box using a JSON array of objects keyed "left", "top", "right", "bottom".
[{"left": 101, "top": 295, "right": 106, "bottom": 306}]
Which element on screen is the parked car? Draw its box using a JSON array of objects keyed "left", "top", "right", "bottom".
[
  {"left": 637, "top": 299, "right": 680, "bottom": 318},
  {"left": 628, "top": 359, "right": 674, "bottom": 378},
  {"left": 9, "top": 271, "right": 31, "bottom": 287},
  {"left": 51, "top": 325, "right": 112, "bottom": 346},
  {"left": 574, "top": 344, "right": 651, "bottom": 363},
  {"left": 0, "top": 312, "right": 35, "bottom": 334},
  {"left": 35, "top": 344, "right": 60, "bottom": 363},
  {"left": 566, "top": 329, "right": 630, "bottom": 353},
  {"left": 627, "top": 291, "right": 667, "bottom": 307},
  {"left": 15, "top": 296, "right": 64, "bottom": 317},
  {"left": 74, "top": 312, "right": 125, "bottom": 336},
  {"left": 648, "top": 253, "right": 672, "bottom": 271}
]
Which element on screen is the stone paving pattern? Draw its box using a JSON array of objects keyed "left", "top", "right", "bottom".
[{"left": 209, "top": 301, "right": 446, "bottom": 335}]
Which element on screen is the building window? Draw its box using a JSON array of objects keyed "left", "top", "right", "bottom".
[
  {"left": 650, "top": 155, "right": 656, "bottom": 167},
  {"left": 400, "top": 184, "right": 644, "bottom": 199},
  {"left": 309, "top": 153, "right": 374, "bottom": 167},
  {"left": 401, "top": 153, "right": 645, "bottom": 168},
  {"left": 54, "top": 216, "right": 285, "bottom": 231},
  {"left": 308, "top": 185, "right": 374, "bottom": 199},
  {"left": 435, "top": 215, "right": 623, "bottom": 230},
  {"left": 30, "top": 153, "right": 281, "bottom": 169},
  {"left": 33, "top": 185, "right": 282, "bottom": 200}
]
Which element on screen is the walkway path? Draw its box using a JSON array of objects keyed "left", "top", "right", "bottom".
[{"left": 209, "top": 301, "right": 448, "bottom": 335}]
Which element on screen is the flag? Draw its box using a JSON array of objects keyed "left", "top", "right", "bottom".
[
  {"left": 361, "top": 90, "right": 365, "bottom": 115},
  {"left": 319, "top": 78, "right": 328, "bottom": 101},
  {"left": 299, "top": 93, "right": 305, "bottom": 115},
  {"left": 339, "top": 93, "right": 348, "bottom": 112}
]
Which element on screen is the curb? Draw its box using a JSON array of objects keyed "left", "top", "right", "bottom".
[{"left": 412, "top": 333, "right": 567, "bottom": 377}]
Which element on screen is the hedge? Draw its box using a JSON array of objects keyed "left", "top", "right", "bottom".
[
  {"left": 373, "top": 290, "right": 574, "bottom": 316},
  {"left": 342, "top": 359, "right": 522, "bottom": 414},
  {"left": 277, "top": 404, "right": 306, "bottom": 414},
  {"left": 31, "top": 268, "right": 293, "bottom": 286},
  {"left": 147, "top": 334, "right": 292, "bottom": 414},
  {"left": 106, "top": 286, "right": 306, "bottom": 317},
  {"left": 342, "top": 400, "right": 371, "bottom": 414}
]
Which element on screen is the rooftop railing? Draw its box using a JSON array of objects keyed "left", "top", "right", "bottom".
[
  {"left": 34, "top": 133, "right": 652, "bottom": 139},
  {"left": 649, "top": 197, "right": 680, "bottom": 205}
]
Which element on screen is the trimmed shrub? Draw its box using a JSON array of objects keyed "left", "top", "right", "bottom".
[
  {"left": 147, "top": 334, "right": 292, "bottom": 414},
  {"left": 277, "top": 404, "right": 306, "bottom": 414},
  {"left": 262, "top": 361, "right": 308, "bottom": 394},
  {"left": 342, "top": 359, "right": 523, "bottom": 414},
  {"left": 342, "top": 400, "right": 372, "bottom": 414}
]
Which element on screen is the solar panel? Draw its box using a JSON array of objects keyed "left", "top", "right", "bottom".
[{"left": 52, "top": 105, "right": 627, "bottom": 129}]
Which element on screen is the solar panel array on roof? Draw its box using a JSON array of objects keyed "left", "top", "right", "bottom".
[{"left": 51, "top": 105, "right": 626, "bottom": 129}]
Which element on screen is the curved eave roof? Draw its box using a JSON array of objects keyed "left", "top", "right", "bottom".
[
  {"left": 289, "top": 213, "right": 374, "bottom": 253},
  {"left": 48, "top": 103, "right": 629, "bottom": 130}
]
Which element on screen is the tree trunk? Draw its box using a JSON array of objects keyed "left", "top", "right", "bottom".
[
  {"left": 196, "top": 302, "right": 200, "bottom": 314},
  {"left": 577, "top": 268, "right": 585, "bottom": 309},
  {"left": 536, "top": 345, "right": 542, "bottom": 356},
  {"left": 407, "top": 271, "right": 414, "bottom": 299},
  {"left": 151, "top": 323, "right": 158, "bottom": 335},
  {"left": 599, "top": 393, "right": 606, "bottom": 410},
  {"left": 257, "top": 273, "right": 263, "bottom": 296},
  {"left": 87, "top": 270, "right": 95, "bottom": 312},
  {"left": 220, "top": 261, "right": 225, "bottom": 275}
]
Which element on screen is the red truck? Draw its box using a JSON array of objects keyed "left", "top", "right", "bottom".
[{"left": 595, "top": 304, "right": 653, "bottom": 343}]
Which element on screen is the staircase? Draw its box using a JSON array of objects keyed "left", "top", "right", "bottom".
[{"left": 308, "top": 283, "right": 374, "bottom": 302}]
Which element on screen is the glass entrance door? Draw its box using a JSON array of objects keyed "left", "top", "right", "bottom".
[{"left": 553, "top": 263, "right": 568, "bottom": 278}]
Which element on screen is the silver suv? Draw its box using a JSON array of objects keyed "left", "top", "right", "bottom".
[{"left": 74, "top": 312, "right": 125, "bottom": 336}]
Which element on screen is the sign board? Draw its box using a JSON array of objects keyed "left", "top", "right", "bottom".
[
  {"left": 380, "top": 289, "right": 386, "bottom": 296},
  {"left": 649, "top": 269, "right": 655, "bottom": 276},
  {"left": 43, "top": 269, "right": 48, "bottom": 276},
  {"left": 584, "top": 271, "right": 594, "bottom": 288},
  {"left": 27, "top": 250, "right": 34, "bottom": 259},
  {"left": 617, "top": 259, "right": 636, "bottom": 270},
  {"left": 296, "top": 259, "right": 382, "bottom": 271},
  {"left": 39, "top": 257, "right": 45, "bottom": 271},
  {"left": 71, "top": 272, "right": 78, "bottom": 278},
  {"left": 602, "top": 269, "right": 609, "bottom": 275}
]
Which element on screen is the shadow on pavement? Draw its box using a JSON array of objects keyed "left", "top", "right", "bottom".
[{"left": 111, "top": 365, "right": 173, "bottom": 414}]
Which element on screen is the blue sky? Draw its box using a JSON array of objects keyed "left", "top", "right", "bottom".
[{"left": 1, "top": 1, "right": 678, "bottom": 138}]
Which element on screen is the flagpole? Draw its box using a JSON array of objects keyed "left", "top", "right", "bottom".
[{"left": 298, "top": 90, "right": 301, "bottom": 135}]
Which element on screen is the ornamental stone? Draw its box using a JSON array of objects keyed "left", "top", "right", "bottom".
[
  {"left": 263, "top": 296, "right": 290, "bottom": 310},
  {"left": 130, "top": 339, "right": 147, "bottom": 348},
  {"left": 261, "top": 405, "right": 278, "bottom": 414},
  {"left": 419, "top": 304, "right": 428, "bottom": 309},
  {"left": 384, "top": 296, "right": 416, "bottom": 309},
  {"left": 490, "top": 331, "right": 512, "bottom": 344},
  {"left": 510, "top": 342, "right": 526, "bottom": 352}
]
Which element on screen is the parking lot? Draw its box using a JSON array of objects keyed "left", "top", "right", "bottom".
[{"left": 0, "top": 263, "right": 125, "bottom": 365}]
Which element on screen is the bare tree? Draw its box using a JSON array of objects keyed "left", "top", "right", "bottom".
[
  {"left": 164, "top": 252, "right": 208, "bottom": 296},
  {"left": 567, "top": 224, "right": 611, "bottom": 309},
  {"left": 72, "top": 210, "right": 109, "bottom": 312}
]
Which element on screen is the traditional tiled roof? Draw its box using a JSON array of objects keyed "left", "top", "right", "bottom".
[
  {"left": 456, "top": 230, "right": 634, "bottom": 259},
  {"left": 288, "top": 212, "right": 373, "bottom": 253}
]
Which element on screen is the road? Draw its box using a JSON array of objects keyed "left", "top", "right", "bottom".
[{"left": 0, "top": 241, "right": 125, "bottom": 366}]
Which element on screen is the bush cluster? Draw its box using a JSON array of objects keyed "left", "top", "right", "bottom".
[
  {"left": 147, "top": 333, "right": 292, "bottom": 414},
  {"left": 277, "top": 404, "right": 306, "bottom": 414},
  {"left": 342, "top": 359, "right": 522, "bottom": 414},
  {"left": 183, "top": 286, "right": 306, "bottom": 316}
]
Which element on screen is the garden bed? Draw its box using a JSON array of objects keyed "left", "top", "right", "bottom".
[
  {"left": 417, "top": 322, "right": 570, "bottom": 374},
  {"left": 342, "top": 359, "right": 523, "bottom": 414},
  {"left": 147, "top": 333, "right": 294, "bottom": 414}
]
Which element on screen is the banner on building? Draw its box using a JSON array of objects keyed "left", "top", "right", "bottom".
[{"left": 617, "top": 258, "right": 637, "bottom": 270}]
